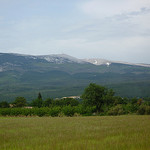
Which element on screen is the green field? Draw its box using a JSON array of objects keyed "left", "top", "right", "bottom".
[{"left": 0, "top": 116, "right": 150, "bottom": 150}]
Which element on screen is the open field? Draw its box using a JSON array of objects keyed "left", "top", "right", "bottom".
[{"left": 0, "top": 115, "right": 150, "bottom": 150}]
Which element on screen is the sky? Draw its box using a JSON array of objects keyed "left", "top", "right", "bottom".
[{"left": 0, "top": 0, "right": 150, "bottom": 63}]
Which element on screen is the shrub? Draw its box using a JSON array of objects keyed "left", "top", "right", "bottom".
[
  {"left": 100, "top": 104, "right": 112, "bottom": 115},
  {"left": 73, "top": 113, "right": 81, "bottom": 117},
  {"left": 84, "top": 106, "right": 96, "bottom": 116},
  {"left": 137, "top": 105, "right": 146, "bottom": 115},
  {"left": 123, "top": 104, "right": 139, "bottom": 114},
  {"left": 145, "top": 106, "right": 150, "bottom": 115},
  {"left": 58, "top": 112, "right": 65, "bottom": 117},
  {"left": 49, "top": 107, "right": 61, "bottom": 117},
  {"left": 108, "top": 105, "right": 125, "bottom": 116},
  {"left": 62, "top": 105, "right": 75, "bottom": 117},
  {"left": 10, "top": 108, "right": 23, "bottom": 116},
  {"left": 35, "top": 108, "right": 47, "bottom": 117},
  {"left": 22, "top": 108, "right": 33, "bottom": 116},
  {"left": 0, "top": 101, "right": 10, "bottom": 108},
  {"left": 52, "top": 98, "right": 79, "bottom": 107},
  {"left": 74, "top": 105, "right": 96, "bottom": 116},
  {"left": 74, "top": 105, "right": 86, "bottom": 115},
  {"left": 138, "top": 105, "right": 150, "bottom": 115},
  {"left": 0, "top": 108, "right": 11, "bottom": 116}
]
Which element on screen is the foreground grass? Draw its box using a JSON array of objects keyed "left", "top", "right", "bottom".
[{"left": 0, "top": 116, "right": 150, "bottom": 150}]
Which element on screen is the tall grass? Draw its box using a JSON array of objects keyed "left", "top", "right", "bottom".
[{"left": 0, "top": 115, "right": 150, "bottom": 150}]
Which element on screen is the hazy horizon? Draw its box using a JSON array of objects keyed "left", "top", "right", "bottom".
[
  {"left": 0, "top": 0, "right": 150, "bottom": 64},
  {"left": 1, "top": 51, "right": 150, "bottom": 65}
]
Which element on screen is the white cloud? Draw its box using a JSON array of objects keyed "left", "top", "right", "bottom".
[
  {"left": 0, "top": 0, "right": 150, "bottom": 63},
  {"left": 81, "top": 0, "right": 150, "bottom": 18},
  {"left": 1, "top": 31, "right": 150, "bottom": 63},
  {"left": 129, "top": 13, "right": 150, "bottom": 32}
]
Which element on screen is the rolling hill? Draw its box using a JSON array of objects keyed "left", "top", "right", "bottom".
[{"left": 0, "top": 53, "right": 150, "bottom": 102}]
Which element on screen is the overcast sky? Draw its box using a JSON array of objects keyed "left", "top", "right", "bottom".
[{"left": 0, "top": 0, "right": 150, "bottom": 63}]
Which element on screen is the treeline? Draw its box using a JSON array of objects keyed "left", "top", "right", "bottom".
[
  {"left": 0, "top": 106, "right": 96, "bottom": 117},
  {"left": 0, "top": 83, "right": 150, "bottom": 117}
]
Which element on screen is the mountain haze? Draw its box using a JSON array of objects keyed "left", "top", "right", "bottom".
[{"left": 0, "top": 53, "right": 150, "bottom": 102}]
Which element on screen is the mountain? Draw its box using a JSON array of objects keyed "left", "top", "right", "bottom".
[
  {"left": 83, "top": 58, "right": 150, "bottom": 67},
  {"left": 0, "top": 52, "right": 150, "bottom": 102}
]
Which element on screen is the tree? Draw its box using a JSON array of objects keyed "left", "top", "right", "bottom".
[
  {"left": 102, "top": 89, "right": 115, "bottom": 105},
  {"left": 60, "top": 98, "right": 79, "bottom": 106},
  {"left": 113, "top": 96, "right": 127, "bottom": 105},
  {"left": 13, "top": 97, "right": 26, "bottom": 107},
  {"left": 43, "top": 98, "right": 53, "bottom": 107},
  {"left": 31, "top": 98, "right": 43, "bottom": 108},
  {"left": 31, "top": 92, "right": 43, "bottom": 108},
  {"left": 38, "top": 92, "right": 42, "bottom": 100},
  {"left": 81, "top": 83, "right": 115, "bottom": 112},
  {"left": 0, "top": 101, "right": 10, "bottom": 108}
]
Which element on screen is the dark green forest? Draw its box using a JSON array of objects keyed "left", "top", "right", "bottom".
[
  {"left": 0, "top": 83, "right": 150, "bottom": 117},
  {"left": 0, "top": 53, "right": 150, "bottom": 102}
]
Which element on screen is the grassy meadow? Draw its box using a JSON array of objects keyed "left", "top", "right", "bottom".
[{"left": 0, "top": 115, "right": 150, "bottom": 150}]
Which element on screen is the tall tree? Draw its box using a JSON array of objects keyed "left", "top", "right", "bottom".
[
  {"left": 13, "top": 97, "right": 27, "bottom": 107},
  {"left": 38, "top": 92, "right": 42, "bottom": 100},
  {"left": 81, "top": 83, "right": 114, "bottom": 111}
]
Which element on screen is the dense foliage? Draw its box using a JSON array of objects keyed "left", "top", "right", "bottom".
[
  {"left": 81, "top": 83, "right": 114, "bottom": 111},
  {"left": 0, "top": 83, "right": 150, "bottom": 117},
  {"left": 12, "top": 97, "right": 27, "bottom": 107}
]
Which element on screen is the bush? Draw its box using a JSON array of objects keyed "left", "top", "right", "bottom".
[
  {"left": 74, "top": 105, "right": 85, "bottom": 115},
  {"left": 137, "top": 105, "right": 146, "bottom": 115},
  {"left": 108, "top": 105, "right": 125, "bottom": 116},
  {"left": 49, "top": 107, "right": 61, "bottom": 117},
  {"left": 52, "top": 98, "right": 79, "bottom": 107},
  {"left": 62, "top": 105, "right": 75, "bottom": 117},
  {"left": 145, "top": 106, "right": 150, "bottom": 115},
  {"left": 58, "top": 112, "right": 65, "bottom": 117},
  {"left": 0, "top": 108, "right": 11, "bottom": 116},
  {"left": 0, "top": 101, "right": 10, "bottom": 108},
  {"left": 22, "top": 108, "right": 33, "bottom": 116},
  {"left": 138, "top": 105, "right": 150, "bottom": 115},
  {"left": 75, "top": 105, "right": 96, "bottom": 116},
  {"left": 84, "top": 106, "right": 96, "bottom": 116},
  {"left": 123, "top": 104, "right": 139, "bottom": 114},
  {"left": 10, "top": 108, "right": 23, "bottom": 116},
  {"left": 100, "top": 104, "right": 112, "bottom": 115},
  {"left": 35, "top": 108, "right": 47, "bottom": 117}
]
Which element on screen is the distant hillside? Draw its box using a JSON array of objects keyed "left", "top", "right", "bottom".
[
  {"left": 83, "top": 58, "right": 150, "bottom": 67},
  {"left": 0, "top": 53, "right": 150, "bottom": 102}
]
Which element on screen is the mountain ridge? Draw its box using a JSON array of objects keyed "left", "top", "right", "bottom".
[
  {"left": 0, "top": 52, "right": 150, "bottom": 101},
  {"left": 0, "top": 52, "right": 150, "bottom": 68}
]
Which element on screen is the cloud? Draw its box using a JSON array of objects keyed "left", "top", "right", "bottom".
[
  {"left": 0, "top": 0, "right": 150, "bottom": 63},
  {"left": 81, "top": 0, "right": 150, "bottom": 18},
  {"left": 1, "top": 28, "right": 150, "bottom": 63}
]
